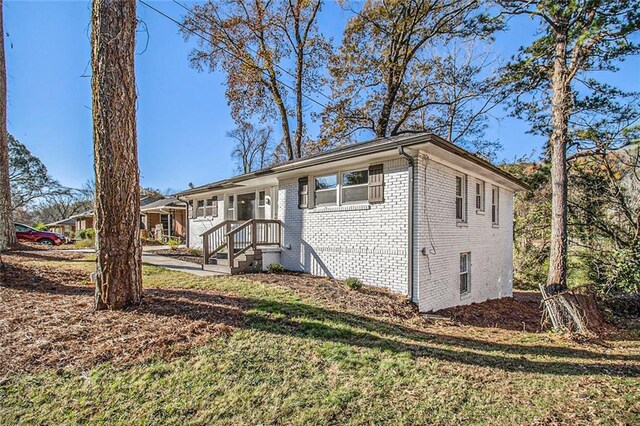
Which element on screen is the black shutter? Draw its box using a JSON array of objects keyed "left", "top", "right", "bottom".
[
  {"left": 298, "top": 177, "right": 309, "bottom": 209},
  {"left": 368, "top": 164, "right": 384, "bottom": 203}
]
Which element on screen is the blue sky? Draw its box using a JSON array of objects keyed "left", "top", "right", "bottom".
[{"left": 4, "top": 1, "right": 639, "bottom": 192}]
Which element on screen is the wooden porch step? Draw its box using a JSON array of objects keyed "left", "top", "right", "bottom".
[{"left": 203, "top": 248, "right": 262, "bottom": 275}]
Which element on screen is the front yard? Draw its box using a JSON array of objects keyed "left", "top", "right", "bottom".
[{"left": 1, "top": 250, "right": 639, "bottom": 425}]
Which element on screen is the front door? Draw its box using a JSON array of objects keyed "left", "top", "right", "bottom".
[{"left": 237, "top": 193, "right": 256, "bottom": 221}]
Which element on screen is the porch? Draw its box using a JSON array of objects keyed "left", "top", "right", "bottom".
[
  {"left": 141, "top": 198, "right": 188, "bottom": 243},
  {"left": 200, "top": 218, "right": 283, "bottom": 274}
]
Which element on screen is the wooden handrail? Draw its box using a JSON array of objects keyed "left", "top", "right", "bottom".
[
  {"left": 201, "top": 219, "right": 283, "bottom": 269},
  {"left": 225, "top": 219, "right": 253, "bottom": 237},
  {"left": 200, "top": 220, "right": 242, "bottom": 238}
]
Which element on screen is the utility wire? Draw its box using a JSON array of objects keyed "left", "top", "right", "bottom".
[{"left": 138, "top": 0, "right": 331, "bottom": 111}]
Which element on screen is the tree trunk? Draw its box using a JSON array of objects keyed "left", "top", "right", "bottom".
[
  {"left": 0, "top": 0, "right": 14, "bottom": 251},
  {"left": 547, "top": 31, "right": 570, "bottom": 294},
  {"left": 294, "top": 47, "right": 303, "bottom": 158},
  {"left": 91, "top": 0, "right": 142, "bottom": 310},
  {"left": 293, "top": 5, "right": 304, "bottom": 159}
]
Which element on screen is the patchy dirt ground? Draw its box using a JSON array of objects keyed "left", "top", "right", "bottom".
[{"left": 0, "top": 251, "right": 245, "bottom": 375}]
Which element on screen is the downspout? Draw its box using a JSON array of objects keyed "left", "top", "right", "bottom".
[
  {"left": 397, "top": 146, "right": 415, "bottom": 302},
  {"left": 176, "top": 196, "right": 190, "bottom": 247}
]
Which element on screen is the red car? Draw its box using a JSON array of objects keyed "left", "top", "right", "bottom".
[{"left": 15, "top": 223, "right": 64, "bottom": 246}]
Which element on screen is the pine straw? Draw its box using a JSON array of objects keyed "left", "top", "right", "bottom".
[
  {"left": 242, "top": 272, "right": 421, "bottom": 322},
  {"left": 433, "top": 291, "right": 547, "bottom": 333},
  {"left": 0, "top": 256, "right": 245, "bottom": 375}
]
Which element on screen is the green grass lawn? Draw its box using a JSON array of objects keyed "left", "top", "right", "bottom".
[{"left": 1, "top": 254, "right": 639, "bottom": 425}]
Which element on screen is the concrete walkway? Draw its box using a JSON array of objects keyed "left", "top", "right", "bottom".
[
  {"left": 141, "top": 252, "right": 223, "bottom": 276},
  {"left": 15, "top": 246, "right": 221, "bottom": 277}
]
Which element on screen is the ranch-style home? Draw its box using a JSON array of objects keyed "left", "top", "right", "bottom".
[
  {"left": 174, "top": 133, "right": 527, "bottom": 312},
  {"left": 47, "top": 196, "right": 188, "bottom": 243}
]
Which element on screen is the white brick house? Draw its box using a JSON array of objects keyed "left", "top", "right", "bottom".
[{"left": 174, "top": 133, "right": 526, "bottom": 312}]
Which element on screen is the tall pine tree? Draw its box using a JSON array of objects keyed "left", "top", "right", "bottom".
[
  {"left": 91, "top": 0, "right": 142, "bottom": 310},
  {"left": 500, "top": 0, "right": 640, "bottom": 331},
  {"left": 0, "top": 0, "right": 14, "bottom": 251}
]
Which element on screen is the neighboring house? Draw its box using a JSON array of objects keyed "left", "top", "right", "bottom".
[
  {"left": 45, "top": 217, "right": 77, "bottom": 237},
  {"left": 48, "top": 196, "right": 187, "bottom": 243},
  {"left": 177, "top": 133, "right": 527, "bottom": 312},
  {"left": 72, "top": 210, "right": 94, "bottom": 233},
  {"left": 140, "top": 197, "right": 187, "bottom": 242}
]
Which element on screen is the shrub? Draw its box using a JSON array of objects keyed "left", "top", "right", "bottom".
[
  {"left": 188, "top": 248, "right": 202, "bottom": 257},
  {"left": 33, "top": 222, "right": 48, "bottom": 231},
  {"left": 267, "top": 262, "right": 285, "bottom": 273},
  {"left": 75, "top": 238, "right": 95, "bottom": 249},
  {"left": 77, "top": 228, "right": 95, "bottom": 240},
  {"left": 344, "top": 277, "right": 363, "bottom": 290},
  {"left": 167, "top": 238, "right": 181, "bottom": 249}
]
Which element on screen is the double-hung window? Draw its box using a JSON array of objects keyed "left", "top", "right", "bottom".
[
  {"left": 475, "top": 180, "right": 485, "bottom": 212},
  {"left": 195, "top": 200, "right": 205, "bottom": 218},
  {"left": 257, "top": 191, "right": 266, "bottom": 219},
  {"left": 460, "top": 253, "right": 471, "bottom": 295},
  {"left": 226, "top": 195, "right": 235, "bottom": 220},
  {"left": 196, "top": 197, "right": 217, "bottom": 218},
  {"left": 341, "top": 170, "right": 369, "bottom": 204},
  {"left": 455, "top": 175, "right": 467, "bottom": 222},
  {"left": 315, "top": 175, "right": 338, "bottom": 207},
  {"left": 206, "top": 197, "right": 217, "bottom": 217},
  {"left": 491, "top": 186, "right": 499, "bottom": 226}
]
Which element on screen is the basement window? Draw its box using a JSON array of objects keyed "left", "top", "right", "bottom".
[{"left": 460, "top": 253, "right": 471, "bottom": 295}]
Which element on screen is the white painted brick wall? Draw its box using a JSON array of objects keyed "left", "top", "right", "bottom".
[
  {"left": 184, "top": 151, "right": 515, "bottom": 312},
  {"left": 278, "top": 158, "right": 410, "bottom": 295},
  {"left": 415, "top": 153, "right": 514, "bottom": 312},
  {"left": 188, "top": 198, "right": 225, "bottom": 249}
]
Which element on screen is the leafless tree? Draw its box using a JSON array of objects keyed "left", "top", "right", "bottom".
[{"left": 228, "top": 122, "right": 273, "bottom": 173}]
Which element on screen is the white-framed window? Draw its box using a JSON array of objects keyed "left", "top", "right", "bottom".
[
  {"left": 315, "top": 174, "right": 338, "bottom": 207},
  {"left": 257, "top": 191, "right": 266, "bottom": 219},
  {"left": 491, "top": 186, "right": 499, "bottom": 226},
  {"left": 195, "top": 200, "right": 205, "bottom": 218},
  {"left": 455, "top": 175, "right": 467, "bottom": 222},
  {"left": 226, "top": 195, "right": 235, "bottom": 220},
  {"left": 206, "top": 197, "right": 216, "bottom": 217},
  {"left": 195, "top": 197, "right": 217, "bottom": 218},
  {"left": 341, "top": 169, "right": 369, "bottom": 205},
  {"left": 460, "top": 252, "right": 471, "bottom": 295},
  {"left": 475, "top": 180, "right": 485, "bottom": 212}
]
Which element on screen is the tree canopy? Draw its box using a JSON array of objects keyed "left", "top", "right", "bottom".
[
  {"left": 9, "top": 134, "right": 65, "bottom": 212},
  {"left": 319, "top": 0, "right": 502, "bottom": 156},
  {"left": 181, "top": 0, "right": 330, "bottom": 160}
]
